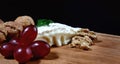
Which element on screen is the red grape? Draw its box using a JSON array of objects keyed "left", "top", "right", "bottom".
[
  {"left": 31, "top": 40, "right": 50, "bottom": 59},
  {"left": 19, "top": 25, "right": 37, "bottom": 45},
  {"left": 0, "top": 43, "right": 14, "bottom": 58},
  {"left": 14, "top": 46, "right": 33, "bottom": 63},
  {"left": 9, "top": 38, "right": 19, "bottom": 45}
]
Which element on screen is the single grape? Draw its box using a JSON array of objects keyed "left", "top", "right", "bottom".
[
  {"left": 9, "top": 38, "right": 28, "bottom": 46},
  {"left": 13, "top": 46, "right": 33, "bottom": 63},
  {"left": 19, "top": 25, "right": 37, "bottom": 45},
  {"left": 31, "top": 40, "right": 50, "bottom": 59},
  {"left": 0, "top": 43, "right": 14, "bottom": 58},
  {"left": 9, "top": 38, "right": 19, "bottom": 45}
]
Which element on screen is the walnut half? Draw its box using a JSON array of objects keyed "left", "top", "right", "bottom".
[{"left": 69, "top": 28, "right": 97, "bottom": 50}]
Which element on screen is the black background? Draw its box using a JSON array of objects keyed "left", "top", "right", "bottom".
[{"left": 0, "top": 0, "right": 120, "bottom": 35}]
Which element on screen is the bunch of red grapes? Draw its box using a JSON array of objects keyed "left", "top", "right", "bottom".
[{"left": 0, "top": 25, "right": 50, "bottom": 64}]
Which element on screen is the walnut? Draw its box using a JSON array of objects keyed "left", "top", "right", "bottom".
[
  {"left": 0, "top": 19, "right": 4, "bottom": 24},
  {"left": 0, "top": 24, "right": 7, "bottom": 44},
  {"left": 69, "top": 28, "right": 97, "bottom": 50},
  {"left": 15, "top": 16, "right": 35, "bottom": 27},
  {"left": 77, "top": 28, "right": 97, "bottom": 40},
  {"left": 69, "top": 36, "right": 93, "bottom": 50},
  {"left": 0, "top": 16, "right": 35, "bottom": 44}
]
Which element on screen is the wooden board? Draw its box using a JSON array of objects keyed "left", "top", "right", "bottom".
[{"left": 0, "top": 33, "right": 120, "bottom": 64}]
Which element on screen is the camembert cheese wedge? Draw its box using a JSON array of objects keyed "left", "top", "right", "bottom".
[{"left": 35, "top": 23, "right": 81, "bottom": 46}]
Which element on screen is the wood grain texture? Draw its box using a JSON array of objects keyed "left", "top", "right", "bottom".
[{"left": 0, "top": 33, "right": 120, "bottom": 64}]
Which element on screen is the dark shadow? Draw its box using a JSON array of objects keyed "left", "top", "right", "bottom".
[
  {"left": 27, "top": 52, "right": 58, "bottom": 64},
  {"left": 94, "top": 40, "right": 102, "bottom": 43},
  {"left": 5, "top": 56, "right": 14, "bottom": 60},
  {"left": 43, "top": 52, "right": 59, "bottom": 60},
  {"left": 27, "top": 59, "right": 41, "bottom": 64}
]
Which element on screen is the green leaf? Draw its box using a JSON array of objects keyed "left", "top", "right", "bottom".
[{"left": 36, "top": 19, "right": 54, "bottom": 27}]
